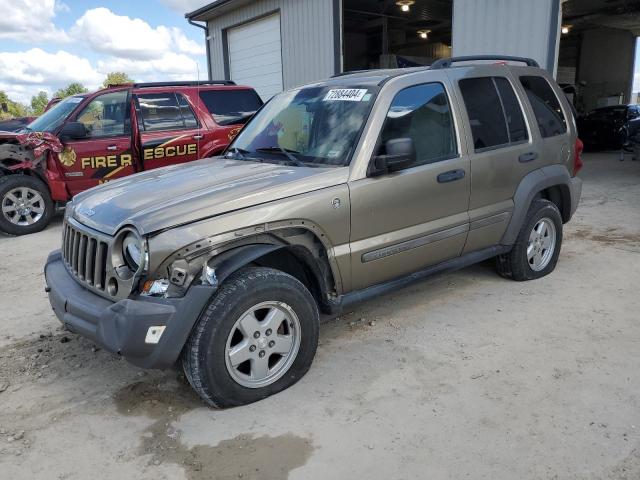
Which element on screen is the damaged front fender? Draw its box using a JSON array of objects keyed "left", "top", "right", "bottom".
[{"left": 0, "top": 131, "right": 62, "bottom": 172}]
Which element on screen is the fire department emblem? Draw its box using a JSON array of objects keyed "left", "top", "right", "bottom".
[
  {"left": 228, "top": 126, "right": 242, "bottom": 141},
  {"left": 59, "top": 147, "right": 77, "bottom": 167}
]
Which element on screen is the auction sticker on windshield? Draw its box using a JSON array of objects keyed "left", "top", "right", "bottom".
[{"left": 324, "top": 89, "right": 368, "bottom": 102}]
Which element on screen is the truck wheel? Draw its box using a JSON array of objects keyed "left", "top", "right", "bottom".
[
  {"left": 496, "top": 199, "right": 562, "bottom": 281},
  {"left": 182, "top": 267, "right": 319, "bottom": 408},
  {"left": 0, "top": 175, "right": 54, "bottom": 236}
]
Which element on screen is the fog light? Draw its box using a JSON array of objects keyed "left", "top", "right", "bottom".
[
  {"left": 145, "top": 326, "right": 166, "bottom": 344},
  {"left": 141, "top": 278, "right": 170, "bottom": 297}
]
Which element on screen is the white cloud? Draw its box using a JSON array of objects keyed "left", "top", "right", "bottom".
[
  {"left": 0, "top": 0, "right": 70, "bottom": 43},
  {"left": 160, "top": 0, "right": 210, "bottom": 14},
  {"left": 0, "top": 48, "right": 102, "bottom": 102},
  {"left": 97, "top": 52, "right": 204, "bottom": 81},
  {"left": 71, "top": 8, "right": 205, "bottom": 60}
]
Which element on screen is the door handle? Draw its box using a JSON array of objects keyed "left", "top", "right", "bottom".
[
  {"left": 437, "top": 169, "right": 466, "bottom": 183},
  {"left": 518, "top": 151, "right": 538, "bottom": 163},
  {"left": 106, "top": 145, "right": 118, "bottom": 151},
  {"left": 192, "top": 134, "right": 203, "bottom": 140}
]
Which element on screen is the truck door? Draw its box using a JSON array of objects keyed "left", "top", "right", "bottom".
[
  {"left": 134, "top": 92, "right": 201, "bottom": 170},
  {"left": 58, "top": 90, "right": 135, "bottom": 196}
]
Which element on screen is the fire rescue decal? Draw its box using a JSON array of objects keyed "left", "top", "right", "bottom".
[
  {"left": 142, "top": 135, "right": 197, "bottom": 160},
  {"left": 87, "top": 152, "right": 134, "bottom": 180},
  {"left": 58, "top": 147, "right": 77, "bottom": 167},
  {"left": 228, "top": 126, "right": 242, "bottom": 142}
]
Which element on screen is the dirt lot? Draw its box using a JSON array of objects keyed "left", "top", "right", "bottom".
[{"left": 0, "top": 152, "right": 639, "bottom": 479}]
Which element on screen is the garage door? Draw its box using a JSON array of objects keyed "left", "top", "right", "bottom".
[{"left": 227, "top": 14, "right": 283, "bottom": 101}]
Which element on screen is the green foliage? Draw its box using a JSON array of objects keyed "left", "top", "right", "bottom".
[
  {"left": 103, "top": 72, "right": 134, "bottom": 88},
  {"left": 53, "top": 82, "right": 88, "bottom": 99},
  {"left": 30, "top": 91, "right": 49, "bottom": 115},
  {"left": 0, "top": 91, "right": 28, "bottom": 120}
]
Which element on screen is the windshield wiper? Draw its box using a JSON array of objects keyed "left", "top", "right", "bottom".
[{"left": 255, "top": 146, "right": 305, "bottom": 167}]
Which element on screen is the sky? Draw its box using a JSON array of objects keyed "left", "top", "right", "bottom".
[{"left": 0, "top": 0, "right": 211, "bottom": 104}]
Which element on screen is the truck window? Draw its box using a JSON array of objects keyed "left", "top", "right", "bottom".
[
  {"left": 519, "top": 75, "right": 567, "bottom": 138},
  {"left": 75, "top": 91, "right": 129, "bottom": 138},
  {"left": 459, "top": 77, "right": 528, "bottom": 151},
  {"left": 177, "top": 94, "right": 198, "bottom": 129},
  {"left": 136, "top": 93, "right": 192, "bottom": 132},
  {"left": 377, "top": 83, "right": 457, "bottom": 167},
  {"left": 199, "top": 89, "right": 263, "bottom": 126}
]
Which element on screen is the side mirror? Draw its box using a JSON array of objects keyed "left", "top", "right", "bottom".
[
  {"left": 59, "top": 121, "right": 87, "bottom": 140},
  {"left": 370, "top": 138, "right": 416, "bottom": 176}
]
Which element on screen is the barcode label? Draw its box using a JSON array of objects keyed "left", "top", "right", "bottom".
[{"left": 323, "top": 89, "right": 368, "bottom": 102}]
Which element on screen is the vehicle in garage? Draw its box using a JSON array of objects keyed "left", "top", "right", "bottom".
[
  {"left": 577, "top": 104, "right": 640, "bottom": 150},
  {"left": 0, "top": 81, "right": 262, "bottom": 235},
  {"left": 45, "top": 56, "right": 583, "bottom": 407}
]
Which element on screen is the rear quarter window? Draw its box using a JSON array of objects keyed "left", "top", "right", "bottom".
[
  {"left": 199, "top": 89, "right": 263, "bottom": 126},
  {"left": 519, "top": 75, "right": 567, "bottom": 138}
]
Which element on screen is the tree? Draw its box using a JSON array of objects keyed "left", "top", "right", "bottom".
[
  {"left": 103, "top": 72, "right": 134, "bottom": 88},
  {"left": 0, "top": 91, "right": 28, "bottom": 120},
  {"left": 30, "top": 91, "right": 49, "bottom": 115},
  {"left": 53, "top": 82, "right": 88, "bottom": 99}
]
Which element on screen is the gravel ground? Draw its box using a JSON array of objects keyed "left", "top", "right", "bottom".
[{"left": 0, "top": 152, "right": 639, "bottom": 480}]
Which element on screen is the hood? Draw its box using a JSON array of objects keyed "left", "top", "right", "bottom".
[{"left": 71, "top": 158, "right": 348, "bottom": 235}]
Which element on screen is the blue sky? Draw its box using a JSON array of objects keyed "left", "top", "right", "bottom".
[{"left": 0, "top": 0, "right": 210, "bottom": 103}]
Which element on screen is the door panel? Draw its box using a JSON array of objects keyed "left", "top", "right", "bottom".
[
  {"left": 57, "top": 90, "right": 134, "bottom": 196},
  {"left": 349, "top": 158, "right": 470, "bottom": 290},
  {"left": 348, "top": 82, "right": 470, "bottom": 291},
  {"left": 135, "top": 92, "right": 201, "bottom": 170}
]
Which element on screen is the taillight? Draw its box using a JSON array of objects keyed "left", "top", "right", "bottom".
[{"left": 573, "top": 138, "right": 584, "bottom": 176}]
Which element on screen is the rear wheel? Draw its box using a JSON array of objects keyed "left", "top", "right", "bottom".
[
  {"left": 181, "top": 267, "right": 319, "bottom": 408},
  {"left": 0, "top": 175, "right": 54, "bottom": 236},
  {"left": 496, "top": 199, "right": 562, "bottom": 281}
]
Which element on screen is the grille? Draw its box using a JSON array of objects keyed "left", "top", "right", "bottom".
[{"left": 62, "top": 220, "right": 109, "bottom": 291}]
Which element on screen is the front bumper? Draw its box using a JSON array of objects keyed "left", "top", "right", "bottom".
[{"left": 44, "top": 250, "right": 214, "bottom": 369}]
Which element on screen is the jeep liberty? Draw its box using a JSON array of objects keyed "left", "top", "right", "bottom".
[
  {"left": 45, "top": 56, "right": 583, "bottom": 407},
  {"left": 0, "top": 81, "right": 262, "bottom": 235}
]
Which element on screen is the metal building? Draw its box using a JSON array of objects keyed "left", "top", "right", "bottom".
[{"left": 187, "top": 0, "right": 639, "bottom": 113}]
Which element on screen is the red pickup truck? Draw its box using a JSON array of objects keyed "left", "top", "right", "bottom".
[{"left": 0, "top": 81, "right": 262, "bottom": 235}]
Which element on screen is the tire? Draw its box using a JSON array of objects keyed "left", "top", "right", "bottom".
[
  {"left": 496, "top": 199, "right": 563, "bottom": 281},
  {"left": 181, "top": 267, "right": 319, "bottom": 408},
  {"left": 0, "top": 175, "right": 54, "bottom": 236}
]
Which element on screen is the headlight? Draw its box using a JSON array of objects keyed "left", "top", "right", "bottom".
[
  {"left": 123, "top": 233, "right": 143, "bottom": 270},
  {"left": 112, "top": 227, "right": 146, "bottom": 280}
]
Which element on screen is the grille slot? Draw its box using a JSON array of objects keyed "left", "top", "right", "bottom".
[{"left": 62, "top": 220, "right": 109, "bottom": 292}]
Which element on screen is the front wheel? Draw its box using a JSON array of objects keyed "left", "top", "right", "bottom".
[
  {"left": 181, "top": 267, "right": 319, "bottom": 408},
  {"left": 496, "top": 199, "right": 563, "bottom": 281},
  {"left": 0, "top": 175, "right": 54, "bottom": 236}
]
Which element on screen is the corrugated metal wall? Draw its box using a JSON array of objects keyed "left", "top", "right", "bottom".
[
  {"left": 206, "top": 0, "right": 337, "bottom": 92},
  {"left": 452, "top": 0, "right": 561, "bottom": 75}
]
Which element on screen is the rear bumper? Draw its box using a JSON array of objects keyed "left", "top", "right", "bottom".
[{"left": 44, "top": 250, "right": 214, "bottom": 369}]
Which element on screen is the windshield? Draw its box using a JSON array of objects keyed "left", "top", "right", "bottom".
[
  {"left": 226, "top": 85, "right": 378, "bottom": 167},
  {"left": 26, "top": 95, "right": 86, "bottom": 133}
]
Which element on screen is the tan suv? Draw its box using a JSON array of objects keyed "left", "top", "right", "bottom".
[{"left": 45, "top": 56, "right": 583, "bottom": 407}]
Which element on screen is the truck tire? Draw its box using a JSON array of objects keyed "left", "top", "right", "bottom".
[
  {"left": 181, "top": 267, "right": 319, "bottom": 408},
  {"left": 0, "top": 175, "right": 54, "bottom": 236},
  {"left": 496, "top": 199, "right": 563, "bottom": 281}
]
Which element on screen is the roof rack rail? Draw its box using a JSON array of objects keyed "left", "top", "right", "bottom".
[
  {"left": 107, "top": 80, "right": 236, "bottom": 88},
  {"left": 430, "top": 55, "right": 540, "bottom": 69}
]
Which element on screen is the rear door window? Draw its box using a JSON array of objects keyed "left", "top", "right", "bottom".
[
  {"left": 519, "top": 75, "right": 567, "bottom": 138},
  {"left": 199, "top": 89, "right": 263, "bottom": 125},
  {"left": 136, "top": 92, "right": 194, "bottom": 131},
  {"left": 494, "top": 77, "right": 528, "bottom": 143},
  {"left": 459, "top": 77, "right": 529, "bottom": 151}
]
